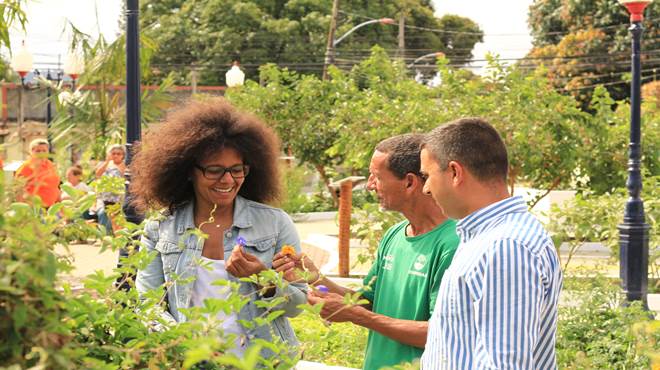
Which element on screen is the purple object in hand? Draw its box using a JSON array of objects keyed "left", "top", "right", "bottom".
[
  {"left": 316, "top": 285, "right": 329, "bottom": 294},
  {"left": 236, "top": 236, "right": 247, "bottom": 253}
]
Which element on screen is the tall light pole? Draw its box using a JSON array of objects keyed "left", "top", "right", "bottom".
[
  {"left": 125, "top": 0, "right": 141, "bottom": 168},
  {"left": 10, "top": 41, "right": 33, "bottom": 136},
  {"left": 407, "top": 51, "right": 445, "bottom": 68},
  {"left": 123, "top": 0, "right": 142, "bottom": 223},
  {"left": 323, "top": 17, "right": 395, "bottom": 79},
  {"left": 116, "top": 0, "right": 143, "bottom": 291},
  {"left": 617, "top": 0, "right": 652, "bottom": 306}
]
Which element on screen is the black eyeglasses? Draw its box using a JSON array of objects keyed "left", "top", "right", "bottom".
[{"left": 195, "top": 164, "right": 250, "bottom": 180}]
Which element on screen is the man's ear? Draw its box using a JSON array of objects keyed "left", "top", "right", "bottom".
[
  {"left": 448, "top": 161, "right": 465, "bottom": 186},
  {"left": 405, "top": 173, "right": 416, "bottom": 189}
]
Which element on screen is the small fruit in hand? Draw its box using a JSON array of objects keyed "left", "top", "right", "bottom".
[
  {"left": 281, "top": 245, "right": 296, "bottom": 256},
  {"left": 316, "top": 285, "right": 329, "bottom": 294}
]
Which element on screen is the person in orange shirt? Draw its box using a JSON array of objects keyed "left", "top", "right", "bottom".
[{"left": 15, "top": 138, "right": 61, "bottom": 207}]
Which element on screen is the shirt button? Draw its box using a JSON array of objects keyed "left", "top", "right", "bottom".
[{"left": 226, "top": 232, "right": 232, "bottom": 238}]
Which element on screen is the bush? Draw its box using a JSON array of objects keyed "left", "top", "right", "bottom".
[
  {"left": 291, "top": 312, "right": 367, "bottom": 368},
  {"left": 546, "top": 176, "right": 659, "bottom": 283},
  {"left": 557, "top": 272, "right": 660, "bottom": 369},
  {"left": 1, "top": 178, "right": 302, "bottom": 369},
  {"left": 351, "top": 202, "right": 404, "bottom": 264}
]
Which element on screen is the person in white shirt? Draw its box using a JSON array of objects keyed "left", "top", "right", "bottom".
[{"left": 61, "top": 165, "right": 93, "bottom": 199}]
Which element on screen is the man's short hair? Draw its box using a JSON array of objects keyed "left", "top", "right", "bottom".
[
  {"left": 423, "top": 118, "right": 508, "bottom": 182},
  {"left": 29, "top": 138, "right": 49, "bottom": 152},
  {"left": 375, "top": 133, "right": 424, "bottom": 179}
]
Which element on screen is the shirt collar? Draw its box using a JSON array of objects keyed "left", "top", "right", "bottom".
[
  {"left": 176, "top": 195, "right": 253, "bottom": 234},
  {"left": 455, "top": 195, "right": 528, "bottom": 242}
]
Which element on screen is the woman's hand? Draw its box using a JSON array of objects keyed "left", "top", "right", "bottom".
[
  {"left": 272, "top": 252, "right": 320, "bottom": 284},
  {"left": 226, "top": 245, "right": 267, "bottom": 278}
]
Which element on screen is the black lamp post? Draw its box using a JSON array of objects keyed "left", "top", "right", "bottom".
[
  {"left": 617, "top": 0, "right": 652, "bottom": 306},
  {"left": 123, "top": 0, "right": 143, "bottom": 225},
  {"left": 115, "top": 0, "right": 143, "bottom": 291}
]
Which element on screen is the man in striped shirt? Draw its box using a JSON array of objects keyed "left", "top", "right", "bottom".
[{"left": 419, "top": 118, "right": 563, "bottom": 369}]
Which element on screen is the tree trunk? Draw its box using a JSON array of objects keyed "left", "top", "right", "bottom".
[{"left": 314, "top": 163, "right": 338, "bottom": 207}]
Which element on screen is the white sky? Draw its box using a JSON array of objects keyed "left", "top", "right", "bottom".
[
  {"left": 5, "top": 0, "right": 534, "bottom": 72},
  {"left": 433, "top": 0, "right": 534, "bottom": 69}
]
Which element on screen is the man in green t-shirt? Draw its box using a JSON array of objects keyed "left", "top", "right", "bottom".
[{"left": 274, "top": 134, "right": 459, "bottom": 370}]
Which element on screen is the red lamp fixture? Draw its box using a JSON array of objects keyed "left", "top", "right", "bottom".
[{"left": 619, "top": 0, "right": 653, "bottom": 22}]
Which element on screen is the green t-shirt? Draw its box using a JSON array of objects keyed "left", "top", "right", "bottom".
[{"left": 361, "top": 219, "right": 459, "bottom": 370}]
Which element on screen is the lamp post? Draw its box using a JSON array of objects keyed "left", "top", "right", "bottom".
[
  {"left": 323, "top": 17, "right": 395, "bottom": 79},
  {"left": 10, "top": 41, "right": 33, "bottom": 133},
  {"left": 225, "top": 61, "right": 245, "bottom": 87},
  {"left": 617, "top": 0, "right": 652, "bottom": 306},
  {"left": 407, "top": 51, "right": 445, "bottom": 68},
  {"left": 63, "top": 51, "right": 84, "bottom": 91},
  {"left": 123, "top": 0, "right": 142, "bottom": 224}
]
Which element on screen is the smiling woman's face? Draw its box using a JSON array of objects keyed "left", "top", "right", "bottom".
[{"left": 191, "top": 147, "right": 246, "bottom": 211}]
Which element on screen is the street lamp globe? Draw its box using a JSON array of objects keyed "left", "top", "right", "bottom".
[
  {"left": 226, "top": 62, "right": 245, "bottom": 87},
  {"left": 619, "top": 0, "right": 653, "bottom": 21},
  {"left": 63, "top": 52, "right": 85, "bottom": 82},
  {"left": 11, "top": 41, "right": 33, "bottom": 78}
]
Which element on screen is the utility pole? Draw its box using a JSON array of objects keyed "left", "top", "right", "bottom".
[
  {"left": 191, "top": 66, "right": 198, "bottom": 95},
  {"left": 398, "top": 13, "right": 405, "bottom": 61},
  {"left": 322, "top": 0, "right": 339, "bottom": 80}
]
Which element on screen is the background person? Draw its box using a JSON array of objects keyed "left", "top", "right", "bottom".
[
  {"left": 62, "top": 165, "right": 93, "bottom": 198},
  {"left": 419, "top": 117, "right": 563, "bottom": 369},
  {"left": 61, "top": 165, "right": 96, "bottom": 221},
  {"left": 274, "top": 134, "right": 459, "bottom": 370},
  {"left": 15, "top": 138, "right": 60, "bottom": 208},
  {"left": 132, "top": 99, "right": 306, "bottom": 361},
  {"left": 94, "top": 144, "right": 126, "bottom": 234}
]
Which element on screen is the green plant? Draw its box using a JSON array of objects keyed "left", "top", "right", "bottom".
[
  {"left": 291, "top": 312, "right": 367, "bottom": 368},
  {"left": 1, "top": 175, "right": 305, "bottom": 369},
  {"left": 557, "top": 272, "right": 659, "bottom": 369},
  {"left": 280, "top": 164, "right": 313, "bottom": 214},
  {"left": 351, "top": 202, "right": 404, "bottom": 265},
  {"left": 546, "top": 176, "right": 659, "bottom": 282}
]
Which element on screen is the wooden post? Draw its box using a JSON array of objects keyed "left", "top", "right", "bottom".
[
  {"left": 338, "top": 180, "right": 352, "bottom": 277},
  {"left": 330, "top": 175, "right": 365, "bottom": 277}
]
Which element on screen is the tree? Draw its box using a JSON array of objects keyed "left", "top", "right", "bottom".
[
  {"left": 46, "top": 24, "right": 174, "bottom": 160},
  {"left": 139, "top": 0, "right": 482, "bottom": 85},
  {"left": 0, "top": 0, "right": 27, "bottom": 50},
  {"left": 0, "top": 1, "right": 27, "bottom": 80},
  {"left": 227, "top": 48, "right": 598, "bottom": 207},
  {"left": 525, "top": 0, "right": 660, "bottom": 106}
]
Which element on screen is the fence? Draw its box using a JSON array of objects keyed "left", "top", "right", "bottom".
[{"left": 1, "top": 83, "right": 226, "bottom": 123}]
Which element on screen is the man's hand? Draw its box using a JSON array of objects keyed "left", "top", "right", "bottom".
[
  {"left": 307, "top": 290, "right": 363, "bottom": 323},
  {"left": 226, "top": 245, "right": 267, "bottom": 278},
  {"left": 273, "top": 252, "right": 320, "bottom": 284}
]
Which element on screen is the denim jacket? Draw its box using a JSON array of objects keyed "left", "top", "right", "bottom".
[{"left": 136, "top": 195, "right": 306, "bottom": 355}]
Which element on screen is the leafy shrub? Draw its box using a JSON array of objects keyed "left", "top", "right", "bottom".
[
  {"left": 546, "top": 176, "right": 659, "bottom": 281},
  {"left": 557, "top": 272, "right": 659, "bottom": 369},
  {"left": 291, "top": 312, "right": 367, "bottom": 368},
  {"left": 351, "top": 202, "right": 404, "bottom": 264},
  {"left": 1, "top": 177, "right": 303, "bottom": 369}
]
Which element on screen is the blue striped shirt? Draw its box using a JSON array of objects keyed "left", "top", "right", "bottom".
[{"left": 421, "top": 196, "right": 562, "bottom": 369}]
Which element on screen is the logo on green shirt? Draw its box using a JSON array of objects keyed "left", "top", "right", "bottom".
[{"left": 413, "top": 255, "right": 427, "bottom": 270}]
